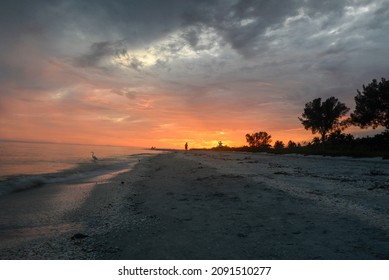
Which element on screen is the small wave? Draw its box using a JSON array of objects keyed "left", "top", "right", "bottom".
[
  {"left": 0, "top": 154, "right": 148, "bottom": 196},
  {"left": 0, "top": 175, "right": 47, "bottom": 196}
]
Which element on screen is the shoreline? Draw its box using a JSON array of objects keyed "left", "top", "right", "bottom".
[{"left": 1, "top": 150, "right": 389, "bottom": 259}]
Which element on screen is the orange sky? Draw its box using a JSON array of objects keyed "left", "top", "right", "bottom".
[
  {"left": 0, "top": 81, "right": 372, "bottom": 149},
  {"left": 0, "top": 78, "right": 314, "bottom": 148}
]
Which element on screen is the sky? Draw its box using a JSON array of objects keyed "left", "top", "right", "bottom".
[{"left": 0, "top": 0, "right": 388, "bottom": 148}]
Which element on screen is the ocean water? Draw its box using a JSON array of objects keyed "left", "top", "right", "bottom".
[{"left": 0, "top": 141, "right": 161, "bottom": 195}]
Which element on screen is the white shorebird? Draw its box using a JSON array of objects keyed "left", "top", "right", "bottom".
[{"left": 91, "top": 152, "right": 98, "bottom": 161}]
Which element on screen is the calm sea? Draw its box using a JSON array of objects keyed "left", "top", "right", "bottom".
[{"left": 0, "top": 141, "right": 161, "bottom": 195}]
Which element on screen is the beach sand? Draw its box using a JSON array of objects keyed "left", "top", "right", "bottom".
[{"left": 1, "top": 150, "right": 389, "bottom": 259}]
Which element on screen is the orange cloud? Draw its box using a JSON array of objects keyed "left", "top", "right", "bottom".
[{"left": 0, "top": 76, "right": 316, "bottom": 149}]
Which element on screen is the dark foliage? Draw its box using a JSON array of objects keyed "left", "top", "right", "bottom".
[
  {"left": 202, "top": 130, "right": 389, "bottom": 158},
  {"left": 245, "top": 131, "right": 272, "bottom": 149},
  {"left": 326, "top": 130, "right": 354, "bottom": 145},
  {"left": 299, "top": 97, "right": 349, "bottom": 143},
  {"left": 353, "top": 131, "right": 389, "bottom": 152},
  {"left": 274, "top": 140, "right": 285, "bottom": 150},
  {"left": 287, "top": 140, "right": 297, "bottom": 149},
  {"left": 351, "top": 78, "right": 389, "bottom": 130}
]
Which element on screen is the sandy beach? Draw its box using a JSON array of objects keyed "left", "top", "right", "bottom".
[{"left": 1, "top": 150, "right": 389, "bottom": 259}]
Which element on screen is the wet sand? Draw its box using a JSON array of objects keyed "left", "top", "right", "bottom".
[
  {"left": 1, "top": 151, "right": 389, "bottom": 259},
  {"left": 0, "top": 167, "right": 136, "bottom": 259}
]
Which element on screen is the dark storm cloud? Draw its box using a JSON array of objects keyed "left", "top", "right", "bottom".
[
  {"left": 69, "top": 0, "right": 301, "bottom": 61},
  {"left": 185, "top": 0, "right": 387, "bottom": 62},
  {"left": 178, "top": 0, "right": 355, "bottom": 57},
  {"left": 76, "top": 41, "right": 127, "bottom": 67},
  {"left": 179, "top": 0, "right": 300, "bottom": 57},
  {"left": 1, "top": 0, "right": 386, "bottom": 58},
  {"left": 24, "top": 0, "right": 381, "bottom": 69},
  {"left": 67, "top": 0, "right": 217, "bottom": 46},
  {"left": 182, "top": 28, "right": 201, "bottom": 49}
]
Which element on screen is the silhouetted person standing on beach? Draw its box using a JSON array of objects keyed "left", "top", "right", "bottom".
[{"left": 185, "top": 142, "right": 188, "bottom": 150}]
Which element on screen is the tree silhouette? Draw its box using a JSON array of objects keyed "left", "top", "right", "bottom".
[
  {"left": 327, "top": 130, "right": 354, "bottom": 145},
  {"left": 287, "top": 140, "right": 297, "bottom": 149},
  {"left": 245, "top": 131, "right": 272, "bottom": 148},
  {"left": 351, "top": 78, "right": 389, "bottom": 130},
  {"left": 299, "top": 97, "right": 349, "bottom": 143},
  {"left": 274, "top": 140, "right": 285, "bottom": 150},
  {"left": 311, "top": 137, "right": 321, "bottom": 146}
]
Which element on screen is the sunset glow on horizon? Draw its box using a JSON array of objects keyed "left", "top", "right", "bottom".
[{"left": 1, "top": 0, "right": 388, "bottom": 149}]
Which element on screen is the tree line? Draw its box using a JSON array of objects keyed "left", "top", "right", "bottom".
[{"left": 223, "top": 78, "right": 389, "bottom": 157}]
